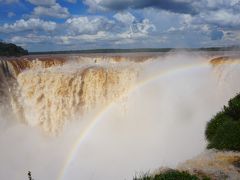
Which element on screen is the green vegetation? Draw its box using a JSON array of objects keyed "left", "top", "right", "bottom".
[
  {"left": 30, "top": 48, "right": 173, "bottom": 54},
  {"left": 0, "top": 41, "right": 28, "bottom": 56},
  {"left": 133, "top": 170, "right": 210, "bottom": 180},
  {"left": 29, "top": 46, "right": 240, "bottom": 55},
  {"left": 205, "top": 94, "right": 240, "bottom": 151}
]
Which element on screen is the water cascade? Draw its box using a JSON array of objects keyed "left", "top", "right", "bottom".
[{"left": 0, "top": 52, "right": 240, "bottom": 179}]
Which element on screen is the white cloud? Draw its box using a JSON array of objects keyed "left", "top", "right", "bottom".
[
  {"left": 114, "top": 12, "right": 135, "bottom": 25},
  {"left": 66, "top": 16, "right": 114, "bottom": 35},
  {"left": 64, "top": 15, "right": 154, "bottom": 42},
  {"left": 113, "top": 12, "right": 155, "bottom": 38},
  {"left": 55, "top": 31, "right": 145, "bottom": 45},
  {"left": 137, "top": 19, "right": 155, "bottom": 33},
  {"left": 3, "top": 0, "right": 240, "bottom": 51},
  {"left": 0, "top": 12, "right": 156, "bottom": 50},
  {"left": 223, "top": 30, "right": 240, "bottom": 42},
  {"left": 27, "top": 0, "right": 56, "bottom": 6},
  {"left": 55, "top": 31, "right": 109, "bottom": 44},
  {"left": 196, "top": 0, "right": 240, "bottom": 9},
  {"left": 83, "top": 0, "right": 107, "bottom": 12},
  {"left": 33, "top": 3, "right": 70, "bottom": 18},
  {"left": 10, "top": 34, "right": 51, "bottom": 44},
  {"left": 200, "top": 9, "right": 240, "bottom": 27},
  {"left": 0, "top": 18, "right": 56, "bottom": 33},
  {"left": 129, "top": 19, "right": 155, "bottom": 36},
  {"left": 56, "top": 15, "right": 155, "bottom": 46}
]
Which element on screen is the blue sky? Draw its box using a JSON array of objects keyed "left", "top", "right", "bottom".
[{"left": 0, "top": 0, "right": 240, "bottom": 52}]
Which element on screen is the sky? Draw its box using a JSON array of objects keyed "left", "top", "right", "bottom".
[{"left": 0, "top": 0, "right": 240, "bottom": 52}]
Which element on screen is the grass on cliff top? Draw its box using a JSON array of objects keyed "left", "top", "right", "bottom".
[{"left": 205, "top": 93, "right": 240, "bottom": 151}]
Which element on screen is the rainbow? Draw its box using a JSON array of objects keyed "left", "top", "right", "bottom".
[{"left": 58, "top": 59, "right": 240, "bottom": 180}]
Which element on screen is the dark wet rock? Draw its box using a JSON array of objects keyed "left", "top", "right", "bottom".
[{"left": 233, "top": 159, "right": 240, "bottom": 171}]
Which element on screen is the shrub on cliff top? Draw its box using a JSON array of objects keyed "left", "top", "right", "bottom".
[
  {"left": 133, "top": 170, "right": 205, "bottom": 180},
  {"left": 205, "top": 111, "right": 232, "bottom": 141},
  {"left": 224, "top": 93, "right": 240, "bottom": 120},
  {"left": 205, "top": 93, "right": 240, "bottom": 151},
  {"left": 207, "top": 120, "right": 240, "bottom": 150}
]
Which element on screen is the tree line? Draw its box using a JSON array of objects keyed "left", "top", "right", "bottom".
[{"left": 0, "top": 41, "right": 28, "bottom": 56}]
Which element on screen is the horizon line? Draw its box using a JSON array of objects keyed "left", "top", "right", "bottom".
[{"left": 29, "top": 46, "right": 240, "bottom": 54}]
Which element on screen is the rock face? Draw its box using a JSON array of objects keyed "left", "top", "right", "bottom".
[
  {"left": 0, "top": 56, "right": 138, "bottom": 135},
  {"left": 178, "top": 150, "right": 240, "bottom": 180},
  {"left": 209, "top": 56, "right": 239, "bottom": 67}
]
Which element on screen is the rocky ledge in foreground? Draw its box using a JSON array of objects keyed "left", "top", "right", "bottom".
[
  {"left": 178, "top": 150, "right": 240, "bottom": 180},
  {"left": 136, "top": 150, "right": 240, "bottom": 180}
]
